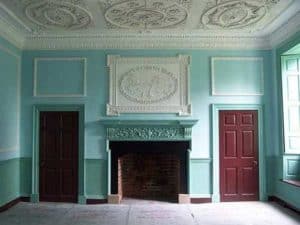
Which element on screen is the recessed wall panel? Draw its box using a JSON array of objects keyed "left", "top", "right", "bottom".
[
  {"left": 34, "top": 58, "right": 87, "bottom": 97},
  {"left": 211, "top": 57, "right": 264, "bottom": 96}
]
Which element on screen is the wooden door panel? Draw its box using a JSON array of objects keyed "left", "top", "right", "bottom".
[
  {"left": 241, "top": 131, "right": 254, "bottom": 157},
  {"left": 225, "top": 168, "right": 238, "bottom": 195},
  {"left": 220, "top": 110, "right": 259, "bottom": 202},
  {"left": 225, "top": 131, "right": 237, "bottom": 158},
  {"left": 39, "top": 111, "right": 78, "bottom": 202}
]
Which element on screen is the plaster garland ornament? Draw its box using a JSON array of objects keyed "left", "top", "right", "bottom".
[
  {"left": 200, "top": 0, "right": 281, "bottom": 29},
  {"left": 101, "top": 0, "right": 191, "bottom": 29},
  {"left": 119, "top": 66, "right": 178, "bottom": 104},
  {"left": 25, "top": 0, "right": 92, "bottom": 30},
  {"left": 107, "top": 127, "right": 187, "bottom": 140},
  {"left": 106, "top": 55, "right": 191, "bottom": 116}
]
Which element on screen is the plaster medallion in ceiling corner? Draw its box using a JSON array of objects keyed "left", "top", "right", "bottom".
[
  {"left": 100, "top": 0, "right": 191, "bottom": 29},
  {"left": 24, "top": 0, "right": 92, "bottom": 30},
  {"left": 200, "top": 0, "right": 281, "bottom": 29}
]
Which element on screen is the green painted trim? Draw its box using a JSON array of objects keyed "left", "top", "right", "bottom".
[
  {"left": 32, "top": 104, "right": 85, "bottom": 204},
  {"left": 85, "top": 195, "right": 107, "bottom": 199},
  {"left": 190, "top": 158, "right": 212, "bottom": 163},
  {"left": 78, "top": 195, "right": 86, "bottom": 204},
  {"left": 211, "top": 104, "right": 266, "bottom": 202},
  {"left": 283, "top": 154, "right": 300, "bottom": 180},
  {"left": 30, "top": 193, "right": 39, "bottom": 203}
]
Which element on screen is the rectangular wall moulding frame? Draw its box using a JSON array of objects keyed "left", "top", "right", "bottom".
[
  {"left": 106, "top": 55, "right": 191, "bottom": 116},
  {"left": 211, "top": 57, "right": 264, "bottom": 96},
  {"left": 33, "top": 57, "right": 87, "bottom": 97}
]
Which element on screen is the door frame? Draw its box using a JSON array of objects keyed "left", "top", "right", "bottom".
[
  {"left": 31, "top": 104, "right": 85, "bottom": 204},
  {"left": 211, "top": 104, "right": 266, "bottom": 202}
]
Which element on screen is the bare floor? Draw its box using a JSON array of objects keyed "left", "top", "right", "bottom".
[{"left": 0, "top": 201, "right": 299, "bottom": 225}]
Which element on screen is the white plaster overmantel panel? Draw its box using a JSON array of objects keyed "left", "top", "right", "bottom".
[{"left": 106, "top": 55, "right": 191, "bottom": 116}]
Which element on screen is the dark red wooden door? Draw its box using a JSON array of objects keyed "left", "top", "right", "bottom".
[
  {"left": 39, "top": 111, "right": 78, "bottom": 202},
  {"left": 219, "top": 110, "right": 259, "bottom": 202}
]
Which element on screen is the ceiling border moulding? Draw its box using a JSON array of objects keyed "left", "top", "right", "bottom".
[{"left": 22, "top": 35, "right": 271, "bottom": 50}]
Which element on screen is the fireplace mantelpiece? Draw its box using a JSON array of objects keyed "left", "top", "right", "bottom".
[
  {"left": 100, "top": 119, "right": 198, "bottom": 203},
  {"left": 101, "top": 119, "right": 198, "bottom": 141}
]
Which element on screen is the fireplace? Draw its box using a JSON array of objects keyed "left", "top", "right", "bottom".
[
  {"left": 102, "top": 119, "right": 198, "bottom": 204},
  {"left": 110, "top": 141, "right": 189, "bottom": 202}
]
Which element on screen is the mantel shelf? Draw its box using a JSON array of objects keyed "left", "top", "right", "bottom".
[{"left": 99, "top": 119, "right": 198, "bottom": 128}]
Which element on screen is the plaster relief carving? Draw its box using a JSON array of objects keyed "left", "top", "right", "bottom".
[
  {"left": 119, "top": 66, "right": 178, "bottom": 104},
  {"left": 200, "top": 0, "right": 280, "bottom": 29},
  {"left": 107, "top": 55, "right": 191, "bottom": 116},
  {"left": 101, "top": 0, "right": 190, "bottom": 29},
  {"left": 107, "top": 127, "right": 186, "bottom": 140},
  {"left": 25, "top": 0, "right": 92, "bottom": 30}
]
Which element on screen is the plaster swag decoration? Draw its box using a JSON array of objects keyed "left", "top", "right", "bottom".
[
  {"left": 100, "top": 0, "right": 191, "bottom": 29},
  {"left": 106, "top": 55, "right": 191, "bottom": 116},
  {"left": 107, "top": 127, "right": 188, "bottom": 140},
  {"left": 25, "top": 0, "right": 92, "bottom": 30},
  {"left": 200, "top": 0, "right": 281, "bottom": 29}
]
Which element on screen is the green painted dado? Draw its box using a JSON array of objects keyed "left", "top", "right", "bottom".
[
  {"left": 189, "top": 159, "right": 211, "bottom": 198},
  {"left": 85, "top": 159, "right": 107, "bottom": 200},
  {"left": 0, "top": 159, "right": 20, "bottom": 207}
]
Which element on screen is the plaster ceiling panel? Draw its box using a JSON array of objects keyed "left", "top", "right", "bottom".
[
  {"left": 98, "top": 0, "right": 192, "bottom": 29},
  {"left": 0, "top": 0, "right": 94, "bottom": 32},
  {"left": 197, "top": 0, "right": 294, "bottom": 32}
]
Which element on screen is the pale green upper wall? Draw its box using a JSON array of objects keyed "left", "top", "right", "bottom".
[
  {"left": 0, "top": 36, "right": 21, "bottom": 161},
  {"left": 21, "top": 49, "right": 273, "bottom": 160}
]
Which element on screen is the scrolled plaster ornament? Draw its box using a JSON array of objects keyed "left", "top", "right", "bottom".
[
  {"left": 25, "top": 0, "right": 92, "bottom": 30},
  {"left": 103, "top": 0, "right": 189, "bottom": 29},
  {"left": 200, "top": 0, "right": 281, "bottom": 29},
  {"left": 201, "top": 1, "right": 266, "bottom": 29},
  {"left": 118, "top": 66, "right": 178, "bottom": 104}
]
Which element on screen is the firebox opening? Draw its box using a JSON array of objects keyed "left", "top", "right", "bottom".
[{"left": 110, "top": 141, "right": 189, "bottom": 203}]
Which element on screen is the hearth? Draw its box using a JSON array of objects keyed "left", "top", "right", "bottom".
[{"left": 110, "top": 141, "right": 189, "bottom": 202}]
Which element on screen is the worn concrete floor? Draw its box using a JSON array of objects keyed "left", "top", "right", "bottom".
[{"left": 0, "top": 201, "right": 299, "bottom": 225}]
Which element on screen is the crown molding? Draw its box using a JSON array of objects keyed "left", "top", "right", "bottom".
[
  {"left": 0, "top": 19, "right": 24, "bottom": 49},
  {"left": 269, "top": 11, "right": 300, "bottom": 48},
  {"left": 22, "top": 33, "right": 271, "bottom": 50}
]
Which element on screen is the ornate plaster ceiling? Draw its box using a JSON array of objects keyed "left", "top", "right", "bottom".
[{"left": 0, "top": 0, "right": 299, "bottom": 49}]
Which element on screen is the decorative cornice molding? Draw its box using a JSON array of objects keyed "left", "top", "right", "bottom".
[
  {"left": 22, "top": 33, "right": 272, "bottom": 50},
  {"left": 0, "top": 0, "right": 299, "bottom": 50},
  {"left": 0, "top": 19, "right": 24, "bottom": 49},
  {"left": 269, "top": 11, "right": 300, "bottom": 48}
]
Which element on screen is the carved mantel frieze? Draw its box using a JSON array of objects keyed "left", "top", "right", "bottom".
[{"left": 100, "top": 119, "right": 198, "bottom": 141}]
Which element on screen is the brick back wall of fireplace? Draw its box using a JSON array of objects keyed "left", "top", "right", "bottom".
[{"left": 118, "top": 153, "right": 180, "bottom": 201}]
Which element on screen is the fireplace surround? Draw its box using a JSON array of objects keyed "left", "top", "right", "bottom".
[{"left": 101, "top": 119, "right": 198, "bottom": 203}]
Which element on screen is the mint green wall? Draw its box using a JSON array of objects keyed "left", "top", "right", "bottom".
[
  {"left": 20, "top": 49, "right": 273, "bottom": 201},
  {"left": 0, "top": 36, "right": 21, "bottom": 161},
  {"left": 267, "top": 31, "right": 300, "bottom": 210},
  {"left": 0, "top": 159, "right": 20, "bottom": 206},
  {"left": 0, "top": 36, "right": 22, "bottom": 207}
]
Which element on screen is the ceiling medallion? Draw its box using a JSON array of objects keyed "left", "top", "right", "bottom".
[
  {"left": 201, "top": 0, "right": 273, "bottom": 29},
  {"left": 25, "top": 0, "right": 92, "bottom": 30},
  {"left": 104, "top": 0, "right": 188, "bottom": 29}
]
